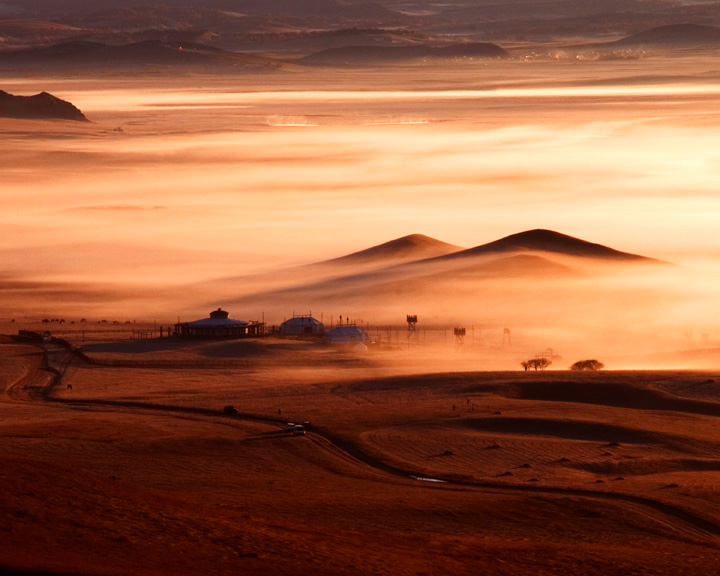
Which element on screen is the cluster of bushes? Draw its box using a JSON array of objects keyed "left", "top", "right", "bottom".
[
  {"left": 520, "top": 358, "right": 605, "bottom": 371},
  {"left": 570, "top": 359, "right": 604, "bottom": 371},
  {"left": 520, "top": 358, "right": 551, "bottom": 371}
]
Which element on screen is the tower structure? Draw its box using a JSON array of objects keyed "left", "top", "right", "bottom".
[
  {"left": 406, "top": 314, "right": 418, "bottom": 342},
  {"left": 502, "top": 327, "right": 511, "bottom": 348}
]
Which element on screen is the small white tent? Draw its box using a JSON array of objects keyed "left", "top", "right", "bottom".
[
  {"left": 280, "top": 315, "right": 324, "bottom": 337},
  {"left": 325, "top": 325, "right": 369, "bottom": 346}
]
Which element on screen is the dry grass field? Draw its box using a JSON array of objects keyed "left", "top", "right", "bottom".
[{"left": 3, "top": 333, "right": 720, "bottom": 575}]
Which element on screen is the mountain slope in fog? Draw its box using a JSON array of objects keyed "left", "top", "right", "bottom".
[
  {"left": 322, "top": 234, "right": 463, "bottom": 266},
  {"left": 210, "top": 234, "right": 462, "bottom": 299},
  {"left": 0, "top": 90, "right": 87, "bottom": 121},
  {"left": 300, "top": 42, "right": 509, "bottom": 64},
  {"left": 0, "top": 40, "right": 286, "bottom": 71},
  {"left": 614, "top": 23, "right": 720, "bottom": 47},
  {"left": 435, "top": 229, "right": 656, "bottom": 263},
  {"left": 225, "top": 229, "right": 664, "bottom": 321}
]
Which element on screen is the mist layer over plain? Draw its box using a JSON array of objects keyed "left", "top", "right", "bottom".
[{"left": 3, "top": 60, "right": 720, "bottom": 363}]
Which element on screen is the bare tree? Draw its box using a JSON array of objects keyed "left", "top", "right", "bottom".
[{"left": 522, "top": 358, "right": 551, "bottom": 371}]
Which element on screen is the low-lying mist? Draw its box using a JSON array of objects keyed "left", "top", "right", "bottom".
[{"left": 3, "top": 62, "right": 720, "bottom": 366}]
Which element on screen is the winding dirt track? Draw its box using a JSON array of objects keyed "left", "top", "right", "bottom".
[
  {"left": 8, "top": 339, "right": 720, "bottom": 548},
  {"left": 2, "top": 344, "right": 53, "bottom": 403}
]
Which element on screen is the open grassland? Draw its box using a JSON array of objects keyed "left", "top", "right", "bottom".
[{"left": 3, "top": 335, "right": 720, "bottom": 575}]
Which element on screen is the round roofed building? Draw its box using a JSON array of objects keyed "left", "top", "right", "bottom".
[
  {"left": 325, "top": 325, "right": 369, "bottom": 346},
  {"left": 174, "top": 308, "right": 265, "bottom": 339},
  {"left": 280, "top": 314, "right": 324, "bottom": 337}
]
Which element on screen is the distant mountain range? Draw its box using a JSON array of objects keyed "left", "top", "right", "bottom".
[
  {"left": 4, "top": 0, "right": 720, "bottom": 67},
  {"left": 0, "top": 38, "right": 507, "bottom": 72},
  {"left": 0, "top": 90, "right": 87, "bottom": 121},
  {"left": 1, "top": 18, "right": 719, "bottom": 73},
  {"left": 0, "top": 40, "right": 286, "bottom": 72}
]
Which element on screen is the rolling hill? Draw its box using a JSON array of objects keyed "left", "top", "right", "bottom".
[
  {"left": 613, "top": 23, "right": 720, "bottom": 47},
  {"left": 223, "top": 229, "right": 666, "bottom": 323},
  {"left": 433, "top": 229, "right": 656, "bottom": 263},
  {"left": 301, "top": 42, "right": 509, "bottom": 65},
  {"left": 322, "top": 233, "right": 463, "bottom": 266},
  {"left": 0, "top": 40, "right": 286, "bottom": 72}
]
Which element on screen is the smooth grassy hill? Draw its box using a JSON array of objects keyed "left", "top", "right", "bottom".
[
  {"left": 319, "top": 234, "right": 463, "bottom": 268},
  {"left": 433, "top": 229, "right": 657, "bottom": 262}
]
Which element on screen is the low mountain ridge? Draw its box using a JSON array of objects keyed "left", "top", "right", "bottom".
[
  {"left": 0, "top": 90, "right": 87, "bottom": 121},
  {"left": 0, "top": 39, "right": 285, "bottom": 71},
  {"left": 301, "top": 42, "right": 509, "bottom": 64},
  {"left": 614, "top": 23, "right": 720, "bottom": 47}
]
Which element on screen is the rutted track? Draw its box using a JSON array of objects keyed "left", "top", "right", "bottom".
[
  {"left": 2, "top": 342, "right": 54, "bottom": 403},
  {"left": 11, "top": 340, "right": 720, "bottom": 547}
]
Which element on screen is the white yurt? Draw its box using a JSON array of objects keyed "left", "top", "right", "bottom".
[
  {"left": 280, "top": 315, "right": 325, "bottom": 337},
  {"left": 324, "top": 325, "right": 369, "bottom": 346}
]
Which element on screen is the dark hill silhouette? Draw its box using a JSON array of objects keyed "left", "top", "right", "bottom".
[
  {"left": 234, "top": 28, "right": 430, "bottom": 54},
  {"left": 234, "top": 0, "right": 356, "bottom": 15},
  {"left": 434, "top": 229, "right": 655, "bottom": 262},
  {"left": 330, "top": 1, "right": 414, "bottom": 23},
  {"left": 0, "top": 40, "right": 284, "bottom": 70},
  {"left": 232, "top": 0, "right": 408, "bottom": 21},
  {"left": 322, "top": 234, "right": 463, "bottom": 266},
  {"left": 614, "top": 24, "right": 720, "bottom": 47},
  {"left": 0, "top": 90, "right": 87, "bottom": 121},
  {"left": 301, "top": 42, "right": 508, "bottom": 65}
]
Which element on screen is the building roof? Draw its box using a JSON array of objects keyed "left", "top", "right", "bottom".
[
  {"left": 187, "top": 308, "right": 248, "bottom": 327},
  {"left": 327, "top": 325, "right": 365, "bottom": 335},
  {"left": 325, "top": 325, "right": 368, "bottom": 342},
  {"left": 282, "top": 316, "right": 323, "bottom": 326}
]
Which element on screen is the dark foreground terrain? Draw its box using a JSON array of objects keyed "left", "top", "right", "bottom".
[{"left": 3, "top": 334, "right": 720, "bottom": 575}]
